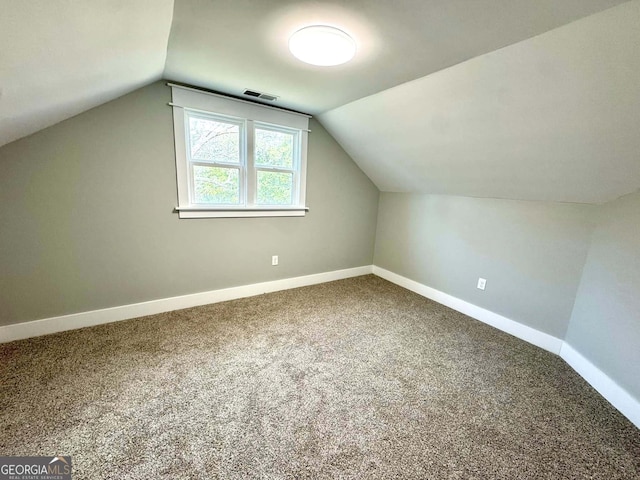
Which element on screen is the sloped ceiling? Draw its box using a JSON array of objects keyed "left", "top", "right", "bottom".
[
  {"left": 1, "top": 0, "right": 637, "bottom": 204},
  {"left": 164, "top": 0, "right": 626, "bottom": 114},
  {"left": 320, "top": 0, "right": 640, "bottom": 204},
  {"left": 0, "top": 0, "right": 175, "bottom": 147}
]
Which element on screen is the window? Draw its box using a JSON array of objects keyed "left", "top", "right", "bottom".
[{"left": 170, "top": 84, "right": 310, "bottom": 218}]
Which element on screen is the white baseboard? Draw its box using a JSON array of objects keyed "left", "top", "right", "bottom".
[
  {"left": 372, "top": 266, "right": 563, "bottom": 354},
  {"left": 560, "top": 343, "right": 640, "bottom": 429},
  {"left": 373, "top": 266, "right": 640, "bottom": 429},
  {"left": 4, "top": 264, "right": 637, "bottom": 430},
  {"left": 0, "top": 265, "right": 374, "bottom": 343}
]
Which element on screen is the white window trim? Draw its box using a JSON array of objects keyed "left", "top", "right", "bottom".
[{"left": 169, "top": 83, "right": 311, "bottom": 218}]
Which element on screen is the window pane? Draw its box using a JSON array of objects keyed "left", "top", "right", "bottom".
[
  {"left": 257, "top": 171, "right": 293, "bottom": 205},
  {"left": 193, "top": 166, "right": 239, "bottom": 204},
  {"left": 189, "top": 116, "right": 240, "bottom": 163},
  {"left": 255, "top": 128, "right": 294, "bottom": 168}
]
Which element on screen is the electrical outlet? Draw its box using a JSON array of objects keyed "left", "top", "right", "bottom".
[
  {"left": 272, "top": 255, "right": 279, "bottom": 266},
  {"left": 477, "top": 277, "right": 487, "bottom": 290}
]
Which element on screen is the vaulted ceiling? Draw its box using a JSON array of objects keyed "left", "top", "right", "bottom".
[
  {"left": 164, "top": 0, "right": 626, "bottom": 114},
  {"left": 320, "top": 0, "right": 640, "bottom": 204},
  {"left": 0, "top": 0, "right": 175, "bottom": 147},
  {"left": 2, "top": 0, "right": 638, "bottom": 203}
]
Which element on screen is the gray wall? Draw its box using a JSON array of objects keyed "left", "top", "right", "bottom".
[
  {"left": 374, "top": 193, "right": 594, "bottom": 338},
  {"left": 0, "top": 82, "right": 379, "bottom": 327},
  {"left": 565, "top": 190, "right": 640, "bottom": 400}
]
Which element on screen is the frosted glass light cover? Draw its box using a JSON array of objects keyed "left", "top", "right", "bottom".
[{"left": 289, "top": 26, "right": 356, "bottom": 66}]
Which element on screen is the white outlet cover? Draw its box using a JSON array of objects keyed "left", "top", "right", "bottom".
[
  {"left": 477, "top": 278, "right": 487, "bottom": 290},
  {"left": 272, "top": 255, "right": 279, "bottom": 266}
]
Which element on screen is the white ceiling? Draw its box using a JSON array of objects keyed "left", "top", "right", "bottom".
[
  {"left": 2, "top": 0, "right": 637, "bottom": 204},
  {"left": 0, "top": 0, "right": 174, "bottom": 147},
  {"left": 164, "top": 0, "right": 626, "bottom": 114},
  {"left": 320, "top": 1, "right": 640, "bottom": 204}
]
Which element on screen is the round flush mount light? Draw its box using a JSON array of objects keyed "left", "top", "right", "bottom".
[{"left": 289, "top": 25, "right": 356, "bottom": 66}]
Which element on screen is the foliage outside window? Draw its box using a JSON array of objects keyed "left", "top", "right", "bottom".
[{"left": 170, "top": 84, "right": 309, "bottom": 218}]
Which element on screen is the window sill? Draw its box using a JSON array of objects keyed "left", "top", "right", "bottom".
[{"left": 174, "top": 207, "right": 309, "bottom": 218}]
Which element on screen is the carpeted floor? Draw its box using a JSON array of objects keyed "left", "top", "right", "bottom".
[{"left": 1, "top": 275, "right": 639, "bottom": 479}]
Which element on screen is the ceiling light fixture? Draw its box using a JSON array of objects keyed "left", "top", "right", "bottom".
[{"left": 289, "top": 25, "right": 356, "bottom": 66}]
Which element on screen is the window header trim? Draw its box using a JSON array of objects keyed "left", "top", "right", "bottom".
[{"left": 168, "top": 83, "right": 311, "bottom": 128}]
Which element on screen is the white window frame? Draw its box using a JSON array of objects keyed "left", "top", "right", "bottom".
[
  {"left": 186, "top": 111, "right": 246, "bottom": 206},
  {"left": 253, "top": 122, "right": 301, "bottom": 207},
  {"left": 170, "top": 83, "right": 310, "bottom": 218}
]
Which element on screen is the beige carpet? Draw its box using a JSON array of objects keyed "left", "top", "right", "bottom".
[{"left": 1, "top": 275, "right": 638, "bottom": 479}]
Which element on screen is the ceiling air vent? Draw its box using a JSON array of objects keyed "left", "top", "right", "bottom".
[{"left": 243, "top": 89, "right": 279, "bottom": 101}]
